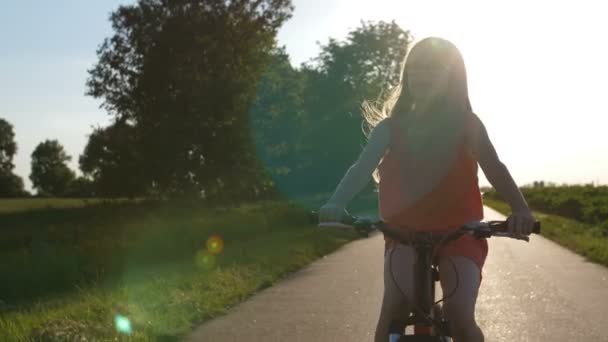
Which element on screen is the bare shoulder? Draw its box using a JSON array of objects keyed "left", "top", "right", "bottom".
[
  {"left": 366, "top": 117, "right": 391, "bottom": 150},
  {"left": 466, "top": 112, "right": 487, "bottom": 133},
  {"left": 468, "top": 112, "right": 484, "bottom": 131},
  {"left": 369, "top": 117, "right": 391, "bottom": 139},
  {"left": 375, "top": 117, "right": 392, "bottom": 132}
]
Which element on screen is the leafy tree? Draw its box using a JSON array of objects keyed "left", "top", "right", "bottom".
[
  {"left": 86, "top": 0, "right": 293, "bottom": 201},
  {"left": 30, "top": 140, "right": 75, "bottom": 196},
  {"left": 0, "top": 172, "right": 26, "bottom": 197},
  {"left": 301, "top": 20, "right": 411, "bottom": 194},
  {"left": 64, "top": 176, "right": 95, "bottom": 198},
  {"left": 79, "top": 120, "right": 145, "bottom": 197},
  {"left": 251, "top": 21, "right": 411, "bottom": 197},
  {"left": 0, "top": 118, "right": 17, "bottom": 172},
  {"left": 250, "top": 46, "right": 308, "bottom": 197},
  {"left": 0, "top": 117, "right": 26, "bottom": 197}
]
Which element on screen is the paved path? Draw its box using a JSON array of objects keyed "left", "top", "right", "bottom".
[{"left": 187, "top": 207, "right": 608, "bottom": 341}]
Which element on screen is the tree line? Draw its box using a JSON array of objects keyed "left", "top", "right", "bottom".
[
  {"left": 0, "top": 0, "right": 412, "bottom": 202},
  {"left": 0, "top": 121, "right": 87, "bottom": 198}
]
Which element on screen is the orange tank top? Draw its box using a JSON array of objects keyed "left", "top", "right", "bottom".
[{"left": 377, "top": 114, "right": 484, "bottom": 232}]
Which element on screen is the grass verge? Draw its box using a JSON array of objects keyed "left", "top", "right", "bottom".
[
  {"left": 0, "top": 200, "right": 359, "bottom": 341},
  {"left": 484, "top": 197, "right": 608, "bottom": 267}
]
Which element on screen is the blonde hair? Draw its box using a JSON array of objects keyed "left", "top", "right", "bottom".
[
  {"left": 360, "top": 40, "right": 411, "bottom": 183},
  {"left": 361, "top": 36, "right": 474, "bottom": 182},
  {"left": 361, "top": 53, "right": 408, "bottom": 138}
]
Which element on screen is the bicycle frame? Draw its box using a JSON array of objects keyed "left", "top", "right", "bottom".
[
  {"left": 387, "top": 238, "right": 451, "bottom": 341},
  {"left": 314, "top": 212, "right": 540, "bottom": 342}
]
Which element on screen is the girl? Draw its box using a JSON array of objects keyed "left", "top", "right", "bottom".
[{"left": 318, "top": 37, "right": 536, "bottom": 342}]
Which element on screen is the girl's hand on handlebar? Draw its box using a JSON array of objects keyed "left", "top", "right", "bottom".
[{"left": 507, "top": 209, "right": 536, "bottom": 236}]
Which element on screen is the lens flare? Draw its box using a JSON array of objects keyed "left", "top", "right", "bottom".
[
  {"left": 195, "top": 250, "right": 216, "bottom": 270},
  {"left": 114, "top": 314, "right": 132, "bottom": 335},
  {"left": 206, "top": 235, "right": 224, "bottom": 255}
]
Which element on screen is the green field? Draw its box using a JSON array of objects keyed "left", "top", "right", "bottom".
[
  {"left": 484, "top": 184, "right": 608, "bottom": 229},
  {"left": 0, "top": 198, "right": 360, "bottom": 341},
  {"left": 483, "top": 194, "right": 608, "bottom": 267},
  {"left": 0, "top": 198, "right": 143, "bottom": 214},
  {"left": 0, "top": 198, "right": 90, "bottom": 214}
]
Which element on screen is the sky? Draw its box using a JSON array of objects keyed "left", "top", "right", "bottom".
[{"left": 1, "top": 0, "right": 607, "bottom": 192}]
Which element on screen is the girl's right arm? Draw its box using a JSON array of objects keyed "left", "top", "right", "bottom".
[{"left": 318, "top": 118, "right": 391, "bottom": 223}]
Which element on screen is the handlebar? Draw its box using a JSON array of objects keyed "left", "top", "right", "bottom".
[{"left": 311, "top": 211, "right": 541, "bottom": 245}]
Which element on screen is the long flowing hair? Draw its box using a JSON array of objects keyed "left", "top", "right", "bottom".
[{"left": 362, "top": 37, "right": 474, "bottom": 183}]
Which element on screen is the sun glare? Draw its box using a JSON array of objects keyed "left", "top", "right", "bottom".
[{"left": 366, "top": 0, "right": 608, "bottom": 183}]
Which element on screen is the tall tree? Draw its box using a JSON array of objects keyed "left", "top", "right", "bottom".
[
  {"left": 30, "top": 140, "right": 75, "bottom": 196},
  {"left": 64, "top": 176, "right": 95, "bottom": 198},
  {"left": 249, "top": 46, "right": 308, "bottom": 197},
  {"left": 0, "top": 117, "right": 26, "bottom": 197},
  {"left": 79, "top": 120, "right": 145, "bottom": 197},
  {"left": 251, "top": 21, "right": 412, "bottom": 197},
  {"left": 86, "top": 0, "right": 293, "bottom": 200},
  {"left": 0, "top": 118, "right": 17, "bottom": 172},
  {"left": 302, "top": 20, "right": 411, "bottom": 194},
  {"left": 0, "top": 172, "right": 26, "bottom": 198}
]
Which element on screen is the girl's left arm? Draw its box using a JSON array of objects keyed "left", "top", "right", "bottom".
[{"left": 470, "top": 115, "right": 536, "bottom": 236}]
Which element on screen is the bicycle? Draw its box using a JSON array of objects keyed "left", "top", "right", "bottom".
[{"left": 314, "top": 213, "right": 541, "bottom": 341}]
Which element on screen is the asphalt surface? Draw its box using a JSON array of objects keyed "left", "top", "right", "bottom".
[{"left": 187, "top": 207, "right": 608, "bottom": 342}]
